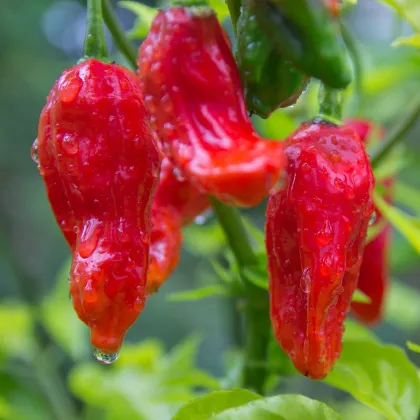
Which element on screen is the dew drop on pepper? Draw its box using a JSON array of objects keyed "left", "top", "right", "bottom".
[{"left": 93, "top": 347, "right": 119, "bottom": 365}]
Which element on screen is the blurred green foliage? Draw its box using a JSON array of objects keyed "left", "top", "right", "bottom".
[{"left": 1, "top": 0, "right": 420, "bottom": 419}]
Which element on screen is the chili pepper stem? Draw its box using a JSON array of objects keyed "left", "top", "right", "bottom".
[
  {"left": 102, "top": 0, "right": 137, "bottom": 68},
  {"left": 341, "top": 23, "right": 362, "bottom": 111},
  {"left": 371, "top": 93, "right": 420, "bottom": 168},
  {"left": 209, "top": 197, "right": 269, "bottom": 394},
  {"left": 83, "top": 0, "right": 108, "bottom": 59},
  {"left": 318, "top": 84, "right": 343, "bottom": 124}
]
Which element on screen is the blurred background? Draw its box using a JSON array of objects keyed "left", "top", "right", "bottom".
[{"left": 1, "top": 0, "right": 420, "bottom": 419}]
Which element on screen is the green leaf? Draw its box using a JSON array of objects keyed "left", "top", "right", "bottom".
[
  {"left": 212, "top": 394, "right": 342, "bottom": 420},
  {"left": 41, "top": 258, "right": 89, "bottom": 360},
  {"left": 241, "top": 217, "right": 265, "bottom": 251},
  {"left": 377, "top": 0, "right": 420, "bottom": 31},
  {"left": 172, "top": 389, "right": 262, "bottom": 420},
  {"left": 385, "top": 280, "right": 420, "bottom": 331},
  {"left": 373, "top": 191, "right": 420, "bottom": 254},
  {"left": 407, "top": 341, "right": 420, "bottom": 353},
  {"left": 394, "top": 182, "right": 420, "bottom": 215},
  {"left": 116, "top": 339, "right": 165, "bottom": 372},
  {"left": 256, "top": 110, "right": 296, "bottom": 141},
  {"left": 0, "top": 301, "right": 35, "bottom": 361},
  {"left": 351, "top": 289, "right": 371, "bottom": 304},
  {"left": 209, "top": 0, "right": 230, "bottom": 20},
  {"left": 161, "top": 335, "right": 201, "bottom": 374},
  {"left": 366, "top": 218, "right": 387, "bottom": 244},
  {"left": 343, "top": 320, "right": 378, "bottom": 343},
  {"left": 324, "top": 340, "right": 420, "bottom": 420},
  {"left": 119, "top": 1, "right": 158, "bottom": 40},
  {"left": 167, "top": 284, "right": 229, "bottom": 302},
  {"left": 241, "top": 266, "right": 268, "bottom": 290},
  {"left": 183, "top": 222, "right": 226, "bottom": 256},
  {"left": 393, "top": 34, "right": 420, "bottom": 48}
]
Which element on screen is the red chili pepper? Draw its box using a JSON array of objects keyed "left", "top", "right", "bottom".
[
  {"left": 35, "top": 58, "right": 161, "bottom": 356},
  {"left": 147, "top": 157, "right": 210, "bottom": 293},
  {"left": 138, "top": 6, "right": 285, "bottom": 207},
  {"left": 325, "top": 0, "right": 341, "bottom": 16},
  {"left": 346, "top": 119, "right": 392, "bottom": 324},
  {"left": 266, "top": 120, "right": 375, "bottom": 379}
]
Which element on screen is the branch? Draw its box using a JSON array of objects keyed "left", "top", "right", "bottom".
[
  {"left": 102, "top": 0, "right": 137, "bottom": 68},
  {"left": 370, "top": 93, "right": 420, "bottom": 168}
]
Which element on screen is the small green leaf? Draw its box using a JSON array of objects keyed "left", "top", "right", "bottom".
[
  {"left": 211, "top": 259, "right": 233, "bottom": 284},
  {"left": 351, "top": 289, "right": 371, "bottom": 304},
  {"left": 183, "top": 222, "right": 226, "bottom": 256},
  {"left": 119, "top": 1, "right": 158, "bottom": 40},
  {"left": 163, "top": 370, "right": 220, "bottom": 390},
  {"left": 393, "top": 33, "right": 420, "bottom": 48},
  {"left": 324, "top": 340, "right": 420, "bottom": 420},
  {"left": 241, "top": 266, "right": 268, "bottom": 290},
  {"left": 407, "top": 341, "right": 420, "bottom": 353},
  {"left": 167, "top": 284, "right": 229, "bottom": 302},
  {"left": 394, "top": 182, "right": 420, "bottom": 216},
  {"left": 162, "top": 335, "right": 201, "bottom": 374},
  {"left": 209, "top": 0, "right": 230, "bottom": 20},
  {"left": 116, "top": 339, "right": 165, "bottom": 372},
  {"left": 373, "top": 191, "right": 420, "bottom": 254},
  {"left": 212, "top": 394, "right": 342, "bottom": 420},
  {"left": 242, "top": 217, "right": 265, "bottom": 251},
  {"left": 172, "top": 389, "right": 262, "bottom": 420},
  {"left": 0, "top": 302, "right": 35, "bottom": 361}
]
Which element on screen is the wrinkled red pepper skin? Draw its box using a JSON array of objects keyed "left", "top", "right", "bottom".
[
  {"left": 346, "top": 119, "right": 391, "bottom": 324},
  {"left": 266, "top": 120, "right": 375, "bottom": 379},
  {"left": 36, "top": 59, "right": 161, "bottom": 354},
  {"left": 147, "top": 157, "right": 210, "bottom": 293},
  {"left": 138, "top": 6, "right": 285, "bottom": 207}
]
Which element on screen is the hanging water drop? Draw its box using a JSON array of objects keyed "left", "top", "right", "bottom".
[
  {"left": 31, "top": 139, "right": 39, "bottom": 165},
  {"left": 369, "top": 211, "right": 377, "bottom": 226},
  {"left": 93, "top": 347, "right": 119, "bottom": 365}
]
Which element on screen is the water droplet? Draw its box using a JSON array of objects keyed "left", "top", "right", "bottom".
[
  {"left": 316, "top": 220, "right": 333, "bottom": 246},
  {"left": 194, "top": 209, "right": 212, "bottom": 225},
  {"left": 93, "top": 348, "right": 119, "bottom": 365},
  {"left": 300, "top": 268, "right": 311, "bottom": 293},
  {"left": 78, "top": 219, "right": 103, "bottom": 258},
  {"left": 62, "top": 134, "right": 78, "bottom": 155},
  {"left": 369, "top": 211, "right": 377, "bottom": 226},
  {"left": 329, "top": 150, "right": 341, "bottom": 163},
  {"left": 31, "top": 139, "right": 39, "bottom": 164},
  {"left": 59, "top": 76, "right": 82, "bottom": 103},
  {"left": 173, "top": 167, "right": 186, "bottom": 182}
]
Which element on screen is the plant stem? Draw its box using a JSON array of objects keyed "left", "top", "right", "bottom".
[
  {"left": 84, "top": 0, "right": 108, "bottom": 59},
  {"left": 102, "top": 0, "right": 137, "bottom": 68},
  {"left": 318, "top": 84, "right": 343, "bottom": 124},
  {"left": 370, "top": 93, "right": 420, "bottom": 168},
  {"left": 341, "top": 23, "right": 362, "bottom": 110},
  {"left": 210, "top": 197, "right": 269, "bottom": 394}
]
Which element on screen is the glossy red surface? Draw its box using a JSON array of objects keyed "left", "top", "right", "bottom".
[
  {"left": 36, "top": 59, "right": 161, "bottom": 354},
  {"left": 147, "top": 157, "right": 210, "bottom": 292},
  {"left": 346, "top": 118, "right": 391, "bottom": 324},
  {"left": 138, "top": 6, "right": 285, "bottom": 207},
  {"left": 266, "top": 121, "right": 375, "bottom": 379}
]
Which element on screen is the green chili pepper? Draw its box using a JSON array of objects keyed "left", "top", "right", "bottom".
[
  {"left": 249, "top": 0, "right": 352, "bottom": 89},
  {"left": 236, "top": 0, "right": 308, "bottom": 118}
]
